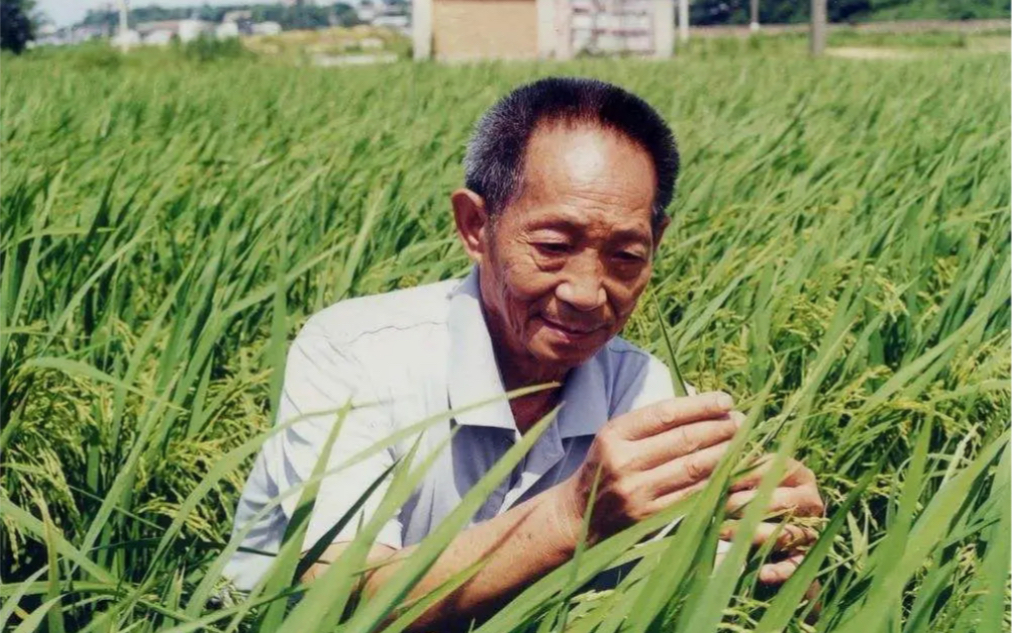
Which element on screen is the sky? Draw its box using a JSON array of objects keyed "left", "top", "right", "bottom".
[{"left": 37, "top": 0, "right": 277, "bottom": 27}]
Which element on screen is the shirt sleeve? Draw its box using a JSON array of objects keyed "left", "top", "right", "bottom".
[{"left": 271, "top": 329, "right": 404, "bottom": 552}]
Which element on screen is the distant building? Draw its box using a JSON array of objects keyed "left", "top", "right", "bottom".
[
  {"left": 134, "top": 19, "right": 213, "bottom": 43},
  {"left": 178, "top": 19, "right": 215, "bottom": 42},
  {"left": 571, "top": 0, "right": 654, "bottom": 54},
  {"left": 352, "top": 0, "right": 409, "bottom": 25},
  {"left": 216, "top": 21, "right": 240, "bottom": 39},
  {"left": 221, "top": 9, "right": 255, "bottom": 36},
  {"left": 356, "top": 0, "right": 379, "bottom": 22},
  {"left": 45, "top": 24, "right": 107, "bottom": 46},
  {"left": 112, "top": 28, "right": 142, "bottom": 48},
  {"left": 75, "top": 25, "right": 108, "bottom": 41},
  {"left": 30, "top": 24, "right": 61, "bottom": 48},
  {"left": 136, "top": 20, "right": 182, "bottom": 36},
  {"left": 415, "top": 0, "right": 542, "bottom": 60},
  {"left": 133, "top": 19, "right": 214, "bottom": 42},
  {"left": 413, "top": 0, "right": 672, "bottom": 61},
  {"left": 222, "top": 10, "right": 254, "bottom": 23},
  {"left": 144, "top": 29, "right": 175, "bottom": 45},
  {"left": 251, "top": 21, "right": 283, "bottom": 36},
  {"left": 372, "top": 14, "right": 411, "bottom": 36}
]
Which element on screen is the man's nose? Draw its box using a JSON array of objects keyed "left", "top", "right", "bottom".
[{"left": 556, "top": 258, "right": 607, "bottom": 312}]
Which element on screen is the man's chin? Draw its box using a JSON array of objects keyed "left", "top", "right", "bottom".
[{"left": 529, "top": 337, "right": 606, "bottom": 370}]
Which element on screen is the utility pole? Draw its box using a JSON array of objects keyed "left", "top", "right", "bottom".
[
  {"left": 412, "top": 0, "right": 432, "bottom": 59},
  {"left": 809, "top": 0, "right": 826, "bottom": 55},
  {"left": 749, "top": 0, "right": 759, "bottom": 31},
  {"left": 654, "top": 0, "right": 674, "bottom": 58},
  {"left": 677, "top": 0, "right": 688, "bottom": 44},
  {"left": 117, "top": 0, "right": 130, "bottom": 52}
]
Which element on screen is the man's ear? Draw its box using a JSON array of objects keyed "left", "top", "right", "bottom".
[{"left": 451, "top": 188, "right": 491, "bottom": 264}]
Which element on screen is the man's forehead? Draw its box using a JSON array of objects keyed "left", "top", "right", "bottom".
[
  {"left": 528, "top": 123, "right": 618, "bottom": 172},
  {"left": 524, "top": 122, "right": 654, "bottom": 184},
  {"left": 521, "top": 206, "right": 653, "bottom": 241},
  {"left": 510, "top": 122, "right": 656, "bottom": 231},
  {"left": 526, "top": 119, "right": 645, "bottom": 159}
]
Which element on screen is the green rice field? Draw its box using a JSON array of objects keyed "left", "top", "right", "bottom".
[{"left": 1, "top": 36, "right": 1010, "bottom": 632}]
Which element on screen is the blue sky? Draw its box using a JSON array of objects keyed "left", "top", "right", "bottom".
[{"left": 38, "top": 0, "right": 277, "bottom": 27}]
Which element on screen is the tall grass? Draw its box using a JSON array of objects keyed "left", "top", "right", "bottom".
[{"left": 1, "top": 40, "right": 1009, "bottom": 631}]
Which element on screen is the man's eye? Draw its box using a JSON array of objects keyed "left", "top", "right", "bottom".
[
  {"left": 615, "top": 251, "right": 645, "bottom": 262},
  {"left": 535, "top": 243, "right": 570, "bottom": 255}
]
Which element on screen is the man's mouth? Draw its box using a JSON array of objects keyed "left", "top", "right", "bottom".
[{"left": 539, "top": 316, "right": 603, "bottom": 338}]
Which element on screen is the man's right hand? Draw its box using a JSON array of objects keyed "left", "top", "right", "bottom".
[{"left": 555, "top": 392, "right": 742, "bottom": 545}]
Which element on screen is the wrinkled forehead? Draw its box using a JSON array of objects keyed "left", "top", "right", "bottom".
[{"left": 512, "top": 121, "right": 658, "bottom": 220}]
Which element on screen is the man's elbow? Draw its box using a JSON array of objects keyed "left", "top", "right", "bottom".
[{"left": 299, "top": 542, "right": 400, "bottom": 586}]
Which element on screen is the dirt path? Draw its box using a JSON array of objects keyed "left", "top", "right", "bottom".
[
  {"left": 826, "top": 47, "right": 922, "bottom": 60},
  {"left": 826, "top": 37, "right": 1009, "bottom": 60}
]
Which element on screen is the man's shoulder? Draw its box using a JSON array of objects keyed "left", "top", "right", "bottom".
[
  {"left": 299, "top": 277, "right": 461, "bottom": 345},
  {"left": 599, "top": 336, "right": 674, "bottom": 389},
  {"left": 601, "top": 336, "right": 664, "bottom": 367},
  {"left": 600, "top": 337, "right": 695, "bottom": 399},
  {"left": 594, "top": 336, "right": 678, "bottom": 414}
]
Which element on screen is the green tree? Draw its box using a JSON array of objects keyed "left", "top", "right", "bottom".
[
  {"left": 1, "top": 0, "right": 35, "bottom": 54},
  {"left": 334, "top": 2, "right": 362, "bottom": 27},
  {"left": 689, "top": 0, "right": 1008, "bottom": 24}
]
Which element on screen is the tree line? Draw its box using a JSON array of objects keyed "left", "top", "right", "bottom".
[{"left": 691, "top": 0, "right": 1009, "bottom": 25}]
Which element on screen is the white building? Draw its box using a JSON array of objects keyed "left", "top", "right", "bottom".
[
  {"left": 111, "top": 28, "right": 142, "bottom": 48},
  {"left": 571, "top": 0, "right": 655, "bottom": 55},
  {"left": 251, "top": 21, "right": 283, "bottom": 36},
  {"left": 222, "top": 10, "right": 253, "bottom": 23},
  {"left": 143, "top": 29, "right": 175, "bottom": 45},
  {"left": 215, "top": 21, "right": 240, "bottom": 39},
  {"left": 412, "top": 0, "right": 672, "bottom": 61},
  {"left": 178, "top": 19, "right": 214, "bottom": 43},
  {"left": 372, "top": 14, "right": 410, "bottom": 35},
  {"left": 356, "top": 0, "right": 379, "bottom": 22}
]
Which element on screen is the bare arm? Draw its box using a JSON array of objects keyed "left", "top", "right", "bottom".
[
  {"left": 303, "top": 392, "right": 824, "bottom": 630},
  {"left": 303, "top": 483, "right": 581, "bottom": 631}
]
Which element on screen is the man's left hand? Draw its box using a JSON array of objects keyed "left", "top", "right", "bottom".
[{"left": 719, "top": 456, "right": 825, "bottom": 585}]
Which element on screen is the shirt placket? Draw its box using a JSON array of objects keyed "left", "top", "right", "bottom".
[{"left": 497, "top": 420, "right": 565, "bottom": 513}]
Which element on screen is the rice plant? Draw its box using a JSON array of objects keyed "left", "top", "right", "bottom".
[{"left": 1, "top": 38, "right": 1009, "bottom": 632}]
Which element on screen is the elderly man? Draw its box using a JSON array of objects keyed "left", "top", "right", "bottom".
[{"left": 225, "top": 77, "right": 823, "bottom": 627}]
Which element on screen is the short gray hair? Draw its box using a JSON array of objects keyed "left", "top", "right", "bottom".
[{"left": 464, "top": 77, "right": 679, "bottom": 231}]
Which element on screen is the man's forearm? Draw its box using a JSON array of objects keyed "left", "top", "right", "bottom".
[{"left": 362, "top": 485, "right": 580, "bottom": 631}]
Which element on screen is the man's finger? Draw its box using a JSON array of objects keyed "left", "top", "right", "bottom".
[
  {"left": 719, "top": 520, "right": 819, "bottom": 551},
  {"left": 759, "top": 552, "right": 805, "bottom": 585},
  {"left": 620, "top": 392, "right": 735, "bottom": 440},
  {"left": 726, "top": 486, "right": 825, "bottom": 518},
  {"left": 729, "top": 456, "right": 815, "bottom": 493},
  {"left": 645, "top": 478, "right": 709, "bottom": 515},
  {"left": 648, "top": 440, "right": 733, "bottom": 494},
  {"left": 634, "top": 411, "right": 743, "bottom": 469}
]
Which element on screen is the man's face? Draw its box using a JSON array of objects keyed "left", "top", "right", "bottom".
[{"left": 478, "top": 122, "right": 662, "bottom": 377}]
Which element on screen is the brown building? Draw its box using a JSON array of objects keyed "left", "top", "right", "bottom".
[
  {"left": 413, "top": 0, "right": 674, "bottom": 62},
  {"left": 433, "top": 0, "right": 539, "bottom": 60}
]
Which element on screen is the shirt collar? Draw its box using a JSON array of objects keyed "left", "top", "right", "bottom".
[{"left": 446, "top": 266, "right": 609, "bottom": 438}]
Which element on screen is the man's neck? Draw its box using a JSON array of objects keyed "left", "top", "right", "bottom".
[
  {"left": 480, "top": 300, "right": 567, "bottom": 435},
  {"left": 509, "top": 389, "right": 562, "bottom": 435}
]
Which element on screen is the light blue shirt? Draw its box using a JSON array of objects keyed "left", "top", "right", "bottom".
[{"left": 225, "top": 266, "right": 675, "bottom": 590}]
